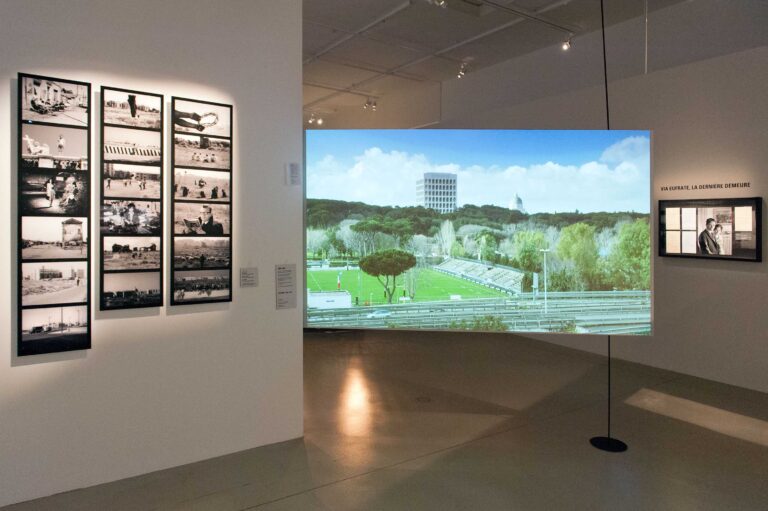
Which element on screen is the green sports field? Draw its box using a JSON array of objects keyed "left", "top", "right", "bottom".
[{"left": 306, "top": 267, "right": 507, "bottom": 306}]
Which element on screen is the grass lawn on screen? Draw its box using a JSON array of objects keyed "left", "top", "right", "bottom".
[{"left": 306, "top": 267, "right": 507, "bottom": 306}]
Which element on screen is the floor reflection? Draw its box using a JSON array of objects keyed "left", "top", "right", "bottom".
[
  {"left": 338, "top": 358, "right": 373, "bottom": 437},
  {"left": 626, "top": 388, "right": 768, "bottom": 447}
]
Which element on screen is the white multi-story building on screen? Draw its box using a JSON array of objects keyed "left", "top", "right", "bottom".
[{"left": 416, "top": 172, "right": 457, "bottom": 213}]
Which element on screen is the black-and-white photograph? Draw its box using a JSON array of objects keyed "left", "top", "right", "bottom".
[
  {"left": 696, "top": 207, "right": 735, "bottom": 256},
  {"left": 21, "top": 76, "right": 89, "bottom": 127},
  {"left": 22, "top": 261, "right": 87, "bottom": 306},
  {"left": 20, "top": 169, "right": 88, "bottom": 216},
  {"left": 21, "top": 305, "right": 88, "bottom": 344},
  {"left": 174, "top": 237, "right": 230, "bottom": 269},
  {"left": 174, "top": 168, "right": 230, "bottom": 202},
  {"left": 21, "top": 216, "right": 88, "bottom": 259},
  {"left": 101, "top": 200, "right": 161, "bottom": 235},
  {"left": 102, "top": 272, "right": 162, "bottom": 309},
  {"left": 660, "top": 198, "right": 761, "bottom": 261},
  {"left": 174, "top": 134, "right": 231, "bottom": 170},
  {"left": 173, "top": 99, "right": 231, "bottom": 138},
  {"left": 103, "top": 89, "right": 162, "bottom": 129},
  {"left": 174, "top": 203, "right": 230, "bottom": 235},
  {"left": 103, "top": 126, "right": 161, "bottom": 165},
  {"left": 103, "top": 236, "right": 161, "bottom": 271},
  {"left": 103, "top": 163, "right": 161, "bottom": 199},
  {"left": 21, "top": 124, "right": 88, "bottom": 170},
  {"left": 173, "top": 270, "right": 230, "bottom": 303}
]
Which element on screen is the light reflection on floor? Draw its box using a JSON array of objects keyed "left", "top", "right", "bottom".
[
  {"left": 626, "top": 388, "right": 768, "bottom": 447},
  {"left": 338, "top": 358, "right": 373, "bottom": 438}
]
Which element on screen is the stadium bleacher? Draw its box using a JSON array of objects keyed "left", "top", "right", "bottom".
[{"left": 435, "top": 258, "right": 524, "bottom": 294}]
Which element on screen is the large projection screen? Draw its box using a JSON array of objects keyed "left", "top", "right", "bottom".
[{"left": 305, "top": 130, "right": 651, "bottom": 335}]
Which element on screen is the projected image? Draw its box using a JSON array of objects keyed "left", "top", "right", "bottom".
[{"left": 306, "top": 130, "right": 651, "bottom": 335}]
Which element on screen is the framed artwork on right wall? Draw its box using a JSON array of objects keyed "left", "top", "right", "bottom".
[{"left": 659, "top": 197, "right": 762, "bottom": 262}]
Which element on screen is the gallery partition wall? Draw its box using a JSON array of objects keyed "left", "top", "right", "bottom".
[{"left": 1, "top": 1, "right": 303, "bottom": 507}]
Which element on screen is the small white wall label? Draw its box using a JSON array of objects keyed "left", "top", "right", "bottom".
[{"left": 240, "top": 267, "right": 258, "bottom": 288}]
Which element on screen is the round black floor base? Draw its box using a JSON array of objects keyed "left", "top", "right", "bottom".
[{"left": 590, "top": 436, "right": 628, "bottom": 452}]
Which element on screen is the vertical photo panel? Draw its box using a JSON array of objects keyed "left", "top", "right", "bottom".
[
  {"left": 100, "top": 87, "right": 164, "bottom": 310},
  {"left": 171, "top": 97, "right": 233, "bottom": 305},
  {"left": 18, "top": 73, "right": 91, "bottom": 356}
]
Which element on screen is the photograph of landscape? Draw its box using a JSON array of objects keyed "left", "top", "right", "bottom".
[{"left": 305, "top": 129, "right": 652, "bottom": 335}]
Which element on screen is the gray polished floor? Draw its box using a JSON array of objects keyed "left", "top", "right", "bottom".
[{"left": 5, "top": 330, "right": 768, "bottom": 510}]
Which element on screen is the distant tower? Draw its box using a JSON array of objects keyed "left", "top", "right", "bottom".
[
  {"left": 416, "top": 172, "right": 457, "bottom": 213},
  {"left": 511, "top": 193, "right": 526, "bottom": 214}
]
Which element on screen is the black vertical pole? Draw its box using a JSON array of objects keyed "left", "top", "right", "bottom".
[
  {"left": 590, "top": 0, "right": 628, "bottom": 453},
  {"left": 600, "top": 0, "right": 611, "bottom": 131},
  {"left": 607, "top": 334, "right": 611, "bottom": 437},
  {"left": 591, "top": 336, "right": 626, "bottom": 452}
]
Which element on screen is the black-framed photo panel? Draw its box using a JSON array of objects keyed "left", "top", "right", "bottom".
[
  {"left": 18, "top": 73, "right": 92, "bottom": 356},
  {"left": 659, "top": 198, "right": 762, "bottom": 262},
  {"left": 170, "top": 97, "right": 233, "bottom": 305},
  {"left": 100, "top": 86, "right": 164, "bottom": 310}
]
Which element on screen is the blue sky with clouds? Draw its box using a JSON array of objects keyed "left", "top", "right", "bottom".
[{"left": 306, "top": 129, "right": 650, "bottom": 214}]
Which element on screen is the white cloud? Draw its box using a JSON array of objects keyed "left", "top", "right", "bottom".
[{"left": 307, "top": 136, "right": 650, "bottom": 214}]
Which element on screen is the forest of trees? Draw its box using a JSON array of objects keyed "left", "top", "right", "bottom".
[
  {"left": 306, "top": 198, "right": 651, "bottom": 292},
  {"left": 307, "top": 199, "right": 648, "bottom": 232}
]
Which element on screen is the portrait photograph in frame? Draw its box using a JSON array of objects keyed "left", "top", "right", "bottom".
[{"left": 659, "top": 197, "right": 762, "bottom": 262}]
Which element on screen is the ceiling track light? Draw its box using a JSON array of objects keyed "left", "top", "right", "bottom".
[
  {"left": 457, "top": 62, "right": 469, "bottom": 79},
  {"left": 363, "top": 98, "right": 377, "bottom": 111},
  {"left": 307, "top": 112, "right": 323, "bottom": 126},
  {"left": 426, "top": 0, "right": 447, "bottom": 8},
  {"left": 561, "top": 37, "right": 572, "bottom": 51}
]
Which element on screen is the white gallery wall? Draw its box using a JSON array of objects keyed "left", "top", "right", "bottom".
[
  {"left": 438, "top": 2, "right": 768, "bottom": 394},
  {"left": 0, "top": 0, "right": 303, "bottom": 506},
  {"left": 459, "top": 46, "right": 768, "bottom": 394},
  {"left": 324, "top": 0, "right": 768, "bottom": 393}
]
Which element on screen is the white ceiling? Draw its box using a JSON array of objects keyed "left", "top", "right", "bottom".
[{"left": 303, "top": 0, "right": 685, "bottom": 119}]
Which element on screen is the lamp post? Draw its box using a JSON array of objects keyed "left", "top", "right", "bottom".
[{"left": 539, "top": 248, "right": 550, "bottom": 314}]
